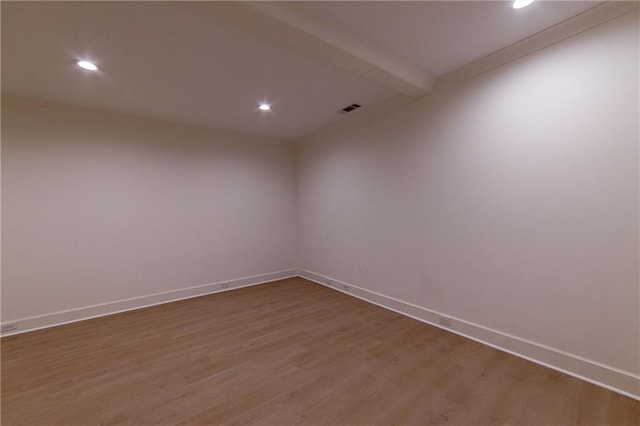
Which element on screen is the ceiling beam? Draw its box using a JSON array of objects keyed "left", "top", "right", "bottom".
[{"left": 197, "top": 1, "right": 433, "bottom": 97}]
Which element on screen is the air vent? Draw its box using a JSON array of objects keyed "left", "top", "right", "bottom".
[{"left": 340, "top": 103, "right": 361, "bottom": 113}]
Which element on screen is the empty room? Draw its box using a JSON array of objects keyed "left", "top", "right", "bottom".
[{"left": 1, "top": 0, "right": 639, "bottom": 424}]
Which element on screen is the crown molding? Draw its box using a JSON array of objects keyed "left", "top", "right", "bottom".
[{"left": 436, "top": 1, "right": 640, "bottom": 90}]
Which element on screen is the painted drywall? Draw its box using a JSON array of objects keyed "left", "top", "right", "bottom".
[
  {"left": 297, "top": 9, "right": 639, "bottom": 382},
  {"left": 1, "top": 98, "right": 297, "bottom": 322}
]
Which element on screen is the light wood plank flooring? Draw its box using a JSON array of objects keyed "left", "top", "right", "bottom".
[{"left": 2, "top": 277, "right": 638, "bottom": 425}]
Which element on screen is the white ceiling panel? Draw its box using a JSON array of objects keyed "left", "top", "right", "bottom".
[
  {"left": 301, "top": 1, "right": 602, "bottom": 76},
  {"left": 1, "top": 1, "right": 397, "bottom": 140},
  {"left": 2, "top": 1, "right": 613, "bottom": 140}
]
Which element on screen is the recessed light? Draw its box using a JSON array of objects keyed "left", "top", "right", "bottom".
[
  {"left": 258, "top": 103, "right": 271, "bottom": 111},
  {"left": 74, "top": 59, "right": 98, "bottom": 71},
  {"left": 512, "top": 0, "right": 535, "bottom": 9}
]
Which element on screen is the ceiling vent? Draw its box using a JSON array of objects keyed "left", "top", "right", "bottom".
[{"left": 340, "top": 103, "right": 361, "bottom": 113}]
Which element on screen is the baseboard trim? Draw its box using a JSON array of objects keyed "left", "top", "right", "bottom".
[
  {"left": 299, "top": 269, "right": 640, "bottom": 401},
  {"left": 1, "top": 269, "right": 298, "bottom": 337}
]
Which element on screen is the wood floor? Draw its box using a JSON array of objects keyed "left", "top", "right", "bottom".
[{"left": 2, "top": 278, "right": 638, "bottom": 425}]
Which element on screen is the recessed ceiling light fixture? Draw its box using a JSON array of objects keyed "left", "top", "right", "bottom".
[
  {"left": 512, "top": 0, "right": 535, "bottom": 9},
  {"left": 74, "top": 59, "right": 98, "bottom": 71},
  {"left": 258, "top": 103, "right": 271, "bottom": 111}
]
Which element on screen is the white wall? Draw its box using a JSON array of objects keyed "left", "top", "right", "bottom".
[
  {"left": 297, "top": 11, "right": 639, "bottom": 393},
  {"left": 1, "top": 7, "right": 638, "bottom": 398},
  {"left": 2, "top": 98, "right": 297, "bottom": 323}
]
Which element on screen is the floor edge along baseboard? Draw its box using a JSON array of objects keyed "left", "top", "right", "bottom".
[
  {"left": 297, "top": 269, "right": 640, "bottom": 401},
  {"left": 0, "top": 269, "right": 299, "bottom": 338},
  {"left": 4, "top": 268, "right": 638, "bottom": 401}
]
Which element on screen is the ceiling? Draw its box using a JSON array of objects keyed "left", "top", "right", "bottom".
[
  {"left": 301, "top": 1, "right": 602, "bottom": 76},
  {"left": 1, "top": 1, "right": 606, "bottom": 140}
]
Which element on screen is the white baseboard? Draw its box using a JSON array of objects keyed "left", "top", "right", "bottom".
[
  {"left": 299, "top": 269, "right": 640, "bottom": 401},
  {"left": 1, "top": 269, "right": 298, "bottom": 337},
  {"left": 4, "top": 268, "right": 637, "bottom": 400}
]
